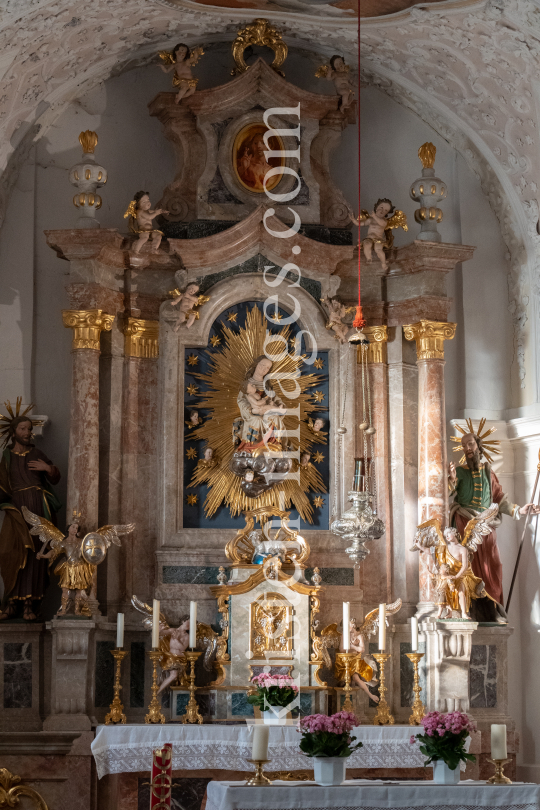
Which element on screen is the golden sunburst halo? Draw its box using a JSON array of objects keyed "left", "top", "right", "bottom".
[
  {"left": 187, "top": 305, "right": 327, "bottom": 522},
  {"left": 187, "top": 354, "right": 198, "bottom": 366},
  {"left": 313, "top": 451, "right": 324, "bottom": 464},
  {"left": 187, "top": 494, "right": 198, "bottom": 506},
  {"left": 450, "top": 417, "right": 501, "bottom": 465},
  {"left": 186, "top": 447, "right": 197, "bottom": 460},
  {"left": 313, "top": 496, "right": 325, "bottom": 508},
  {"left": 210, "top": 335, "right": 221, "bottom": 347}
]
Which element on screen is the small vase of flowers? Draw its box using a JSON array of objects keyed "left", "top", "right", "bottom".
[
  {"left": 410, "top": 710, "right": 477, "bottom": 784},
  {"left": 247, "top": 674, "right": 299, "bottom": 724},
  {"left": 298, "top": 711, "right": 361, "bottom": 786}
]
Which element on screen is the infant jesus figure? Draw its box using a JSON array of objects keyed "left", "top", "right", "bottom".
[{"left": 158, "top": 615, "right": 190, "bottom": 694}]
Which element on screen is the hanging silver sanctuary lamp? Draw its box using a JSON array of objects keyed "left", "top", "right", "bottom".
[{"left": 330, "top": 330, "right": 385, "bottom": 566}]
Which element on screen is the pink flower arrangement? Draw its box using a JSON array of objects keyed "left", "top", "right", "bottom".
[
  {"left": 251, "top": 673, "right": 299, "bottom": 691},
  {"left": 298, "top": 711, "right": 362, "bottom": 758},
  {"left": 410, "top": 710, "right": 477, "bottom": 771},
  {"left": 248, "top": 672, "right": 299, "bottom": 710}
]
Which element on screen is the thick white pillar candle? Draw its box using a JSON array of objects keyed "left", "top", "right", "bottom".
[
  {"left": 189, "top": 601, "right": 197, "bottom": 648},
  {"left": 491, "top": 724, "right": 507, "bottom": 760},
  {"left": 378, "top": 604, "right": 386, "bottom": 651},
  {"left": 411, "top": 617, "right": 418, "bottom": 652},
  {"left": 152, "top": 599, "right": 160, "bottom": 649},
  {"left": 252, "top": 724, "right": 269, "bottom": 761},
  {"left": 116, "top": 613, "right": 124, "bottom": 649},
  {"left": 343, "top": 602, "right": 350, "bottom": 651}
]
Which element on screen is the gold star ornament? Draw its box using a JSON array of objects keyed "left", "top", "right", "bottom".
[
  {"left": 313, "top": 391, "right": 325, "bottom": 403},
  {"left": 227, "top": 312, "right": 238, "bottom": 323},
  {"left": 186, "top": 447, "right": 197, "bottom": 460},
  {"left": 187, "top": 494, "right": 198, "bottom": 505},
  {"left": 210, "top": 335, "right": 221, "bottom": 347},
  {"left": 187, "top": 384, "right": 199, "bottom": 396},
  {"left": 314, "top": 358, "right": 324, "bottom": 370},
  {"left": 313, "top": 496, "right": 325, "bottom": 508},
  {"left": 187, "top": 354, "right": 198, "bottom": 367},
  {"left": 313, "top": 452, "right": 325, "bottom": 464}
]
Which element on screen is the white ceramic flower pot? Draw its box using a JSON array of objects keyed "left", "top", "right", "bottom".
[
  {"left": 432, "top": 759, "right": 460, "bottom": 784},
  {"left": 262, "top": 707, "right": 294, "bottom": 725},
  {"left": 313, "top": 756, "right": 347, "bottom": 786}
]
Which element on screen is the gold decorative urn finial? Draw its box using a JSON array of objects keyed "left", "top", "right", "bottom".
[
  {"left": 79, "top": 130, "right": 98, "bottom": 154},
  {"left": 231, "top": 19, "right": 288, "bottom": 77},
  {"left": 418, "top": 142, "right": 436, "bottom": 169}
]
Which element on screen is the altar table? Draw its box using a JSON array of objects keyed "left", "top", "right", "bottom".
[
  {"left": 91, "top": 724, "right": 427, "bottom": 779},
  {"left": 206, "top": 780, "right": 540, "bottom": 810}
]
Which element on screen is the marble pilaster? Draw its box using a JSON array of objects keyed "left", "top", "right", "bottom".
[
  {"left": 404, "top": 320, "right": 456, "bottom": 609},
  {"left": 43, "top": 619, "right": 96, "bottom": 731},
  {"left": 421, "top": 618, "right": 477, "bottom": 713}
]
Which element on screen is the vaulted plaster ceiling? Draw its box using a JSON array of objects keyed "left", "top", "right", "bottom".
[
  {"left": 361, "top": 0, "right": 540, "bottom": 389},
  {"left": 360, "top": 0, "right": 445, "bottom": 16}
]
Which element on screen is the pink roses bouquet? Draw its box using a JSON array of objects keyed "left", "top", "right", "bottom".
[
  {"left": 298, "top": 711, "right": 361, "bottom": 758},
  {"left": 410, "top": 711, "right": 477, "bottom": 771},
  {"left": 248, "top": 673, "right": 299, "bottom": 710}
]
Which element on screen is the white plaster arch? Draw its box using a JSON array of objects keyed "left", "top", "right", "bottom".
[{"left": 157, "top": 272, "right": 354, "bottom": 546}]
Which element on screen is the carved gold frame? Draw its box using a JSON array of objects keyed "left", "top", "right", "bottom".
[
  {"left": 225, "top": 506, "right": 310, "bottom": 566},
  {"left": 231, "top": 19, "right": 288, "bottom": 77}
]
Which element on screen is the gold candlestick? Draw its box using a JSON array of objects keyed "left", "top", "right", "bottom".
[
  {"left": 341, "top": 651, "right": 356, "bottom": 713},
  {"left": 245, "top": 759, "right": 272, "bottom": 786},
  {"left": 372, "top": 652, "right": 394, "bottom": 725},
  {"left": 406, "top": 652, "right": 426, "bottom": 725},
  {"left": 182, "top": 649, "right": 203, "bottom": 725},
  {"left": 105, "top": 648, "right": 128, "bottom": 725},
  {"left": 487, "top": 758, "right": 512, "bottom": 785},
  {"left": 145, "top": 649, "right": 166, "bottom": 724}
]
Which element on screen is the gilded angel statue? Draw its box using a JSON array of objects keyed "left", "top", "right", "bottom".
[
  {"left": 314, "top": 599, "right": 402, "bottom": 700},
  {"left": 315, "top": 55, "right": 355, "bottom": 112},
  {"left": 350, "top": 199, "right": 408, "bottom": 272},
  {"left": 410, "top": 504, "right": 506, "bottom": 622},
  {"left": 159, "top": 43, "right": 205, "bottom": 104},
  {"left": 23, "top": 506, "right": 134, "bottom": 617},
  {"left": 131, "top": 596, "right": 217, "bottom": 693}
]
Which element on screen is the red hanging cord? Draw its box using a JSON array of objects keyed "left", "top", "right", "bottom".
[{"left": 352, "top": 11, "right": 366, "bottom": 332}]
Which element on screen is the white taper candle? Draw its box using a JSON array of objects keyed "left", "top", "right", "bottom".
[
  {"left": 343, "top": 602, "right": 350, "bottom": 651},
  {"left": 252, "top": 724, "right": 269, "bottom": 761},
  {"left": 491, "top": 724, "right": 507, "bottom": 760},
  {"left": 378, "top": 603, "right": 386, "bottom": 651},
  {"left": 411, "top": 616, "right": 418, "bottom": 652},
  {"left": 152, "top": 599, "right": 160, "bottom": 649},
  {"left": 189, "top": 601, "right": 197, "bottom": 648},
  {"left": 116, "top": 613, "right": 124, "bottom": 649}
]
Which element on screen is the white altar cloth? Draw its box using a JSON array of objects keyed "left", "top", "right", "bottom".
[
  {"left": 206, "top": 780, "right": 540, "bottom": 810},
  {"left": 91, "top": 724, "right": 427, "bottom": 779}
]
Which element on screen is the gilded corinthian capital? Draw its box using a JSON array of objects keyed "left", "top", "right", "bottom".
[
  {"left": 359, "top": 325, "right": 388, "bottom": 364},
  {"left": 124, "top": 318, "right": 159, "bottom": 358},
  {"left": 403, "top": 319, "right": 456, "bottom": 360},
  {"left": 62, "top": 309, "right": 115, "bottom": 351}
]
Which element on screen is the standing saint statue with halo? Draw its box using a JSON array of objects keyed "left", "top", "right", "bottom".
[{"left": 448, "top": 418, "right": 540, "bottom": 622}]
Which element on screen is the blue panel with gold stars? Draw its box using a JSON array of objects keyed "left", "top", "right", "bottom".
[{"left": 183, "top": 301, "right": 329, "bottom": 530}]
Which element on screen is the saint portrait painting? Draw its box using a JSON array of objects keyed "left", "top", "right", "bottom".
[{"left": 233, "top": 124, "right": 285, "bottom": 193}]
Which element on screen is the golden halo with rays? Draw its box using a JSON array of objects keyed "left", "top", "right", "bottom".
[
  {"left": 450, "top": 417, "right": 501, "bottom": 465},
  {"left": 0, "top": 397, "right": 35, "bottom": 448},
  {"left": 187, "top": 306, "right": 327, "bottom": 522}
]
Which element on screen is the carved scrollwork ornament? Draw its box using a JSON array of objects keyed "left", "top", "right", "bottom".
[
  {"left": 0, "top": 768, "right": 48, "bottom": 809},
  {"left": 231, "top": 19, "right": 288, "bottom": 77}
]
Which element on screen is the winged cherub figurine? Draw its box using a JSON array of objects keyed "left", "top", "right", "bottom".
[
  {"left": 315, "top": 599, "right": 402, "bottom": 699},
  {"left": 350, "top": 199, "right": 408, "bottom": 272},
  {"left": 23, "top": 506, "right": 134, "bottom": 617},
  {"left": 159, "top": 43, "right": 205, "bottom": 105},
  {"left": 410, "top": 503, "right": 505, "bottom": 622},
  {"left": 315, "top": 55, "right": 355, "bottom": 112},
  {"left": 321, "top": 298, "right": 355, "bottom": 344},
  {"left": 131, "top": 596, "right": 218, "bottom": 693},
  {"left": 171, "top": 282, "right": 210, "bottom": 331},
  {"left": 124, "top": 191, "right": 168, "bottom": 254}
]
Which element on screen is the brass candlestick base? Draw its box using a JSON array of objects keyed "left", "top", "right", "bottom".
[
  {"left": 341, "top": 651, "right": 356, "bottom": 712},
  {"left": 487, "top": 758, "right": 512, "bottom": 785},
  {"left": 182, "top": 649, "right": 203, "bottom": 725},
  {"left": 406, "top": 652, "right": 426, "bottom": 726},
  {"left": 145, "top": 649, "right": 166, "bottom": 724},
  {"left": 372, "top": 653, "right": 394, "bottom": 725},
  {"left": 245, "top": 759, "right": 272, "bottom": 786},
  {"left": 105, "top": 648, "right": 128, "bottom": 725}
]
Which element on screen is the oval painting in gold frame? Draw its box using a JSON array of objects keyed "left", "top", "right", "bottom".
[{"left": 233, "top": 124, "right": 285, "bottom": 194}]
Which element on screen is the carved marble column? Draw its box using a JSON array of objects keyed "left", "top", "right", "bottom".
[
  {"left": 404, "top": 320, "right": 456, "bottom": 610},
  {"left": 62, "top": 308, "right": 115, "bottom": 530},
  {"left": 357, "top": 326, "right": 392, "bottom": 603}
]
